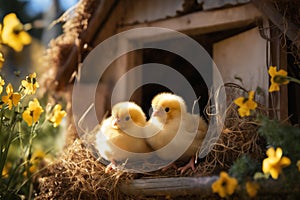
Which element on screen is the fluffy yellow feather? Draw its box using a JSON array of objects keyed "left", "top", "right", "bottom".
[
  {"left": 96, "top": 101, "right": 152, "bottom": 172},
  {"left": 146, "top": 92, "right": 208, "bottom": 173}
]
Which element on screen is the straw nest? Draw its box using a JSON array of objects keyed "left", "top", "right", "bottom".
[
  {"left": 35, "top": 84, "right": 266, "bottom": 199},
  {"left": 35, "top": 139, "right": 134, "bottom": 200}
]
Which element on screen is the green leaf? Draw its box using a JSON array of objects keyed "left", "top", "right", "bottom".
[{"left": 253, "top": 172, "right": 269, "bottom": 180}]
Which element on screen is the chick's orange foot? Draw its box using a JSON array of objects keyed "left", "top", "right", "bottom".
[
  {"left": 161, "top": 162, "right": 178, "bottom": 172},
  {"left": 178, "top": 156, "right": 196, "bottom": 174}
]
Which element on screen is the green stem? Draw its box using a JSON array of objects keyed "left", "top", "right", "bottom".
[
  {"left": 0, "top": 109, "right": 18, "bottom": 189},
  {"left": 17, "top": 103, "right": 24, "bottom": 155},
  {"left": 23, "top": 123, "right": 36, "bottom": 199},
  {"left": 0, "top": 111, "right": 4, "bottom": 176},
  {"left": 287, "top": 76, "right": 300, "bottom": 84}
]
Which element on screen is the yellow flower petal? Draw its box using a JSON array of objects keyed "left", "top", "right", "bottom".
[
  {"left": 234, "top": 91, "right": 257, "bottom": 117},
  {"left": 275, "top": 147, "right": 283, "bottom": 158},
  {"left": 49, "top": 104, "right": 67, "bottom": 127},
  {"left": 31, "top": 150, "right": 46, "bottom": 164},
  {"left": 269, "top": 167, "right": 279, "bottom": 179},
  {"left": 277, "top": 69, "right": 288, "bottom": 77},
  {"left": 238, "top": 106, "right": 250, "bottom": 117},
  {"left": 6, "top": 83, "right": 13, "bottom": 95},
  {"left": 226, "top": 178, "right": 238, "bottom": 195},
  {"left": 280, "top": 157, "right": 291, "bottom": 167},
  {"left": 246, "top": 100, "right": 258, "bottom": 110},
  {"left": 12, "top": 93, "right": 21, "bottom": 106},
  {"left": 269, "top": 83, "right": 280, "bottom": 92},
  {"left": 22, "top": 73, "right": 39, "bottom": 94},
  {"left": 268, "top": 66, "right": 289, "bottom": 92},
  {"left": 268, "top": 66, "right": 277, "bottom": 77},
  {"left": 211, "top": 172, "right": 238, "bottom": 198},
  {"left": 1, "top": 13, "right": 32, "bottom": 52},
  {"left": 22, "top": 98, "right": 44, "bottom": 126},
  {"left": 262, "top": 147, "right": 291, "bottom": 179},
  {"left": 234, "top": 97, "right": 245, "bottom": 107},
  {"left": 262, "top": 158, "right": 270, "bottom": 174},
  {"left": 3, "top": 13, "right": 19, "bottom": 27},
  {"left": 246, "top": 181, "right": 259, "bottom": 197},
  {"left": 266, "top": 147, "right": 275, "bottom": 157},
  {"left": 22, "top": 110, "right": 33, "bottom": 126},
  {"left": 2, "top": 162, "right": 12, "bottom": 179},
  {"left": 19, "top": 31, "right": 32, "bottom": 44},
  {"left": 0, "top": 76, "right": 5, "bottom": 94},
  {"left": 1, "top": 83, "right": 20, "bottom": 110},
  {"left": 0, "top": 52, "right": 4, "bottom": 69},
  {"left": 248, "top": 90, "right": 255, "bottom": 100},
  {"left": 1, "top": 96, "right": 9, "bottom": 103}
]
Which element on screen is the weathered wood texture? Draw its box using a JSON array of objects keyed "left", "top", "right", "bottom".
[
  {"left": 198, "top": 0, "right": 250, "bottom": 10},
  {"left": 120, "top": 176, "right": 299, "bottom": 198},
  {"left": 122, "top": 0, "right": 185, "bottom": 25},
  {"left": 251, "top": 0, "right": 299, "bottom": 44},
  {"left": 120, "top": 176, "right": 219, "bottom": 197},
  {"left": 118, "top": 4, "right": 262, "bottom": 36}
]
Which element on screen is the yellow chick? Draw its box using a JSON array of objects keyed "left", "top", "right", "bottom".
[
  {"left": 146, "top": 92, "right": 208, "bottom": 173},
  {"left": 96, "top": 101, "right": 152, "bottom": 173}
]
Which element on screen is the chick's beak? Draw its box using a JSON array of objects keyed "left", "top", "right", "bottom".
[
  {"left": 112, "top": 117, "right": 120, "bottom": 128},
  {"left": 152, "top": 109, "right": 164, "bottom": 117}
]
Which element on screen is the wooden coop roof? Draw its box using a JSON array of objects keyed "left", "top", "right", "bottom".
[{"left": 43, "top": 0, "right": 300, "bottom": 91}]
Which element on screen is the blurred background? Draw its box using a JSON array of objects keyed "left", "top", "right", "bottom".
[
  {"left": 0, "top": 0, "right": 78, "bottom": 83},
  {"left": 0, "top": 0, "right": 78, "bottom": 157}
]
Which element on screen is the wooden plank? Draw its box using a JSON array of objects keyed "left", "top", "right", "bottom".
[
  {"left": 120, "top": 176, "right": 299, "bottom": 197},
  {"left": 122, "top": 0, "right": 185, "bottom": 25},
  {"left": 120, "top": 176, "right": 219, "bottom": 197},
  {"left": 268, "top": 26, "right": 288, "bottom": 120},
  {"left": 118, "top": 4, "right": 262, "bottom": 37},
  {"left": 198, "top": 0, "right": 250, "bottom": 11},
  {"left": 92, "top": 0, "right": 126, "bottom": 46},
  {"left": 279, "top": 38, "right": 288, "bottom": 121}
]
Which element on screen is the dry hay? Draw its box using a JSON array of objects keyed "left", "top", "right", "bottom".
[
  {"left": 35, "top": 84, "right": 266, "bottom": 199},
  {"left": 36, "top": 139, "right": 134, "bottom": 200},
  {"left": 190, "top": 83, "right": 266, "bottom": 176}
]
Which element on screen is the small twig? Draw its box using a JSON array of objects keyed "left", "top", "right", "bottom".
[{"left": 78, "top": 103, "right": 94, "bottom": 134}]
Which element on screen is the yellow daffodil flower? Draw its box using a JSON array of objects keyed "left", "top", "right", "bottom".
[
  {"left": 49, "top": 104, "right": 66, "bottom": 127},
  {"left": 0, "top": 52, "right": 4, "bottom": 69},
  {"left": 2, "top": 162, "right": 12, "bottom": 179},
  {"left": 22, "top": 98, "right": 44, "bottom": 126},
  {"left": 262, "top": 147, "right": 291, "bottom": 179},
  {"left": 0, "top": 76, "right": 5, "bottom": 94},
  {"left": 297, "top": 160, "right": 300, "bottom": 172},
  {"left": 234, "top": 90, "right": 257, "bottom": 117},
  {"left": 268, "top": 66, "right": 289, "bottom": 92},
  {"left": 246, "top": 181, "right": 259, "bottom": 197},
  {"left": 2, "top": 83, "right": 21, "bottom": 110},
  {"left": 24, "top": 150, "right": 45, "bottom": 176},
  {"left": 1, "top": 13, "right": 32, "bottom": 52},
  {"left": 21, "top": 72, "right": 39, "bottom": 94},
  {"left": 212, "top": 171, "right": 238, "bottom": 198}
]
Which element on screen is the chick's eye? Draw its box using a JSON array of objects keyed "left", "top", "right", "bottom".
[
  {"left": 125, "top": 116, "right": 130, "bottom": 121},
  {"left": 165, "top": 107, "right": 170, "bottom": 112}
]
